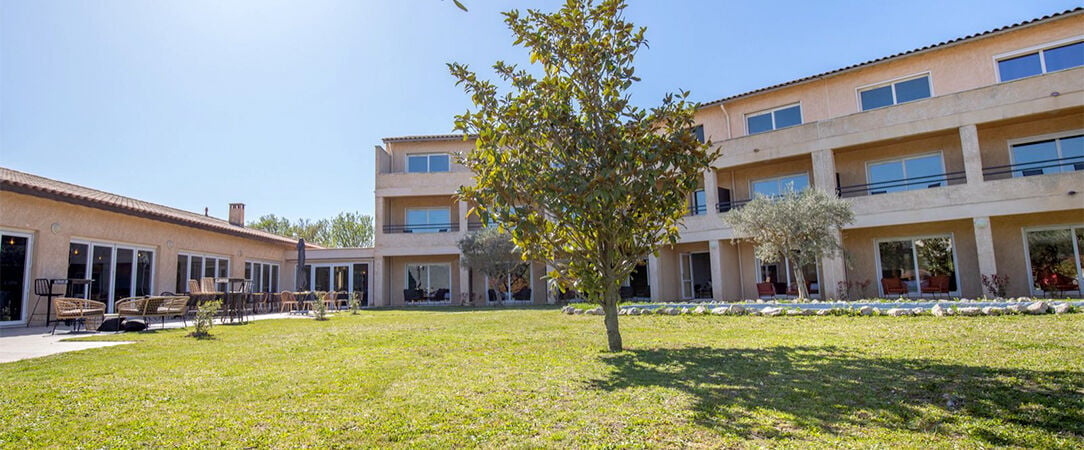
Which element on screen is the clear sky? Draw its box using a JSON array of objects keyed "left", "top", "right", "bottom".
[{"left": 2, "top": 0, "right": 1080, "bottom": 223}]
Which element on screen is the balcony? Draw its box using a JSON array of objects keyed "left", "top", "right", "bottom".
[
  {"left": 383, "top": 223, "right": 460, "bottom": 234},
  {"left": 982, "top": 155, "right": 1084, "bottom": 181},
  {"left": 837, "top": 171, "right": 966, "bottom": 198}
]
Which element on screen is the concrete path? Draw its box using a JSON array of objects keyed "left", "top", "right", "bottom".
[{"left": 0, "top": 311, "right": 304, "bottom": 364}]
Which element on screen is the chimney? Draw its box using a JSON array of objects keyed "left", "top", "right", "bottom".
[{"left": 228, "top": 203, "right": 245, "bottom": 226}]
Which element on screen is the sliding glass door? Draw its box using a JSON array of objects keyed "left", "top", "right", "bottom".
[
  {"left": 1, "top": 232, "right": 32, "bottom": 324},
  {"left": 68, "top": 241, "right": 155, "bottom": 313}
]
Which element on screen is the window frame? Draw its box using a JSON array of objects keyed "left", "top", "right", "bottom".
[
  {"left": 994, "top": 36, "right": 1084, "bottom": 82},
  {"left": 405, "top": 153, "right": 451, "bottom": 173},
  {"left": 176, "top": 251, "right": 230, "bottom": 293},
  {"left": 749, "top": 172, "right": 810, "bottom": 198},
  {"left": 404, "top": 207, "right": 453, "bottom": 233},
  {"left": 855, "top": 72, "right": 933, "bottom": 111},
  {"left": 484, "top": 262, "right": 535, "bottom": 304},
  {"left": 245, "top": 260, "right": 281, "bottom": 293},
  {"left": 404, "top": 263, "right": 453, "bottom": 303},
  {"left": 1020, "top": 224, "right": 1084, "bottom": 296},
  {"left": 68, "top": 238, "right": 157, "bottom": 312},
  {"left": 863, "top": 150, "right": 947, "bottom": 194},
  {"left": 1007, "top": 129, "right": 1084, "bottom": 177},
  {"left": 873, "top": 233, "right": 961, "bottom": 297},
  {"left": 744, "top": 102, "right": 803, "bottom": 135}
]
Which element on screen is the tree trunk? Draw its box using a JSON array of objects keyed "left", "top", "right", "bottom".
[
  {"left": 791, "top": 258, "right": 809, "bottom": 300},
  {"left": 601, "top": 292, "right": 623, "bottom": 352}
]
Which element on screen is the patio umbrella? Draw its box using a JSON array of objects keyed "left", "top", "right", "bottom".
[{"left": 296, "top": 238, "right": 307, "bottom": 291}]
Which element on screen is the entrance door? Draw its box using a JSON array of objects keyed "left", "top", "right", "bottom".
[
  {"left": 679, "top": 253, "right": 694, "bottom": 299},
  {"left": 1, "top": 233, "right": 32, "bottom": 324}
]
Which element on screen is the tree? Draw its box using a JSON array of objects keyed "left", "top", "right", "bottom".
[
  {"left": 457, "top": 227, "right": 521, "bottom": 305},
  {"left": 725, "top": 187, "right": 855, "bottom": 300},
  {"left": 248, "top": 212, "right": 373, "bottom": 248},
  {"left": 449, "top": 0, "right": 717, "bottom": 351}
]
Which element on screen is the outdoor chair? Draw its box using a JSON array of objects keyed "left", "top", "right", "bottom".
[
  {"left": 487, "top": 289, "right": 498, "bottom": 303},
  {"left": 920, "top": 275, "right": 951, "bottom": 298},
  {"left": 52, "top": 297, "right": 106, "bottom": 334},
  {"left": 512, "top": 288, "right": 531, "bottom": 301},
  {"left": 1039, "top": 273, "right": 1079, "bottom": 298},
  {"left": 29, "top": 278, "right": 62, "bottom": 328},
  {"left": 404, "top": 289, "right": 424, "bottom": 303},
  {"left": 116, "top": 296, "right": 190, "bottom": 328},
  {"left": 881, "top": 278, "right": 909, "bottom": 296},
  {"left": 756, "top": 282, "right": 776, "bottom": 299},
  {"left": 279, "top": 291, "right": 298, "bottom": 312},
  {"left": 200, "top": 277, "right": 217, "bottom": 294}
]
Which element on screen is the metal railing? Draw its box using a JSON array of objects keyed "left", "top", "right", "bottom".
[
  {"left": 982, "top": 155, "right": 1084, "bottom": 181},
  {"left": 836, "top": 171, "right": 965, "bottom": 198},
  {"left": 383, "top": 223, "right": 459, "bottom": 233},
  {"left": 717, "top": 199, "right": 752, "bottom": 213},
  {"left": 687, "top": 204, "right": 708, "bottom": 216}
]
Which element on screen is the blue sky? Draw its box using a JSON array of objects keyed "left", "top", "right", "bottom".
[{"left": 2, "top": 0, "right": 1080, "bottom": 223}]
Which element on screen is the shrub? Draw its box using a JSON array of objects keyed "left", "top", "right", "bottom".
[
  {"left": 981, "top": 273, "right": 1010, "bottom": 298},
  {"left": 837, "top": 279, "right": 871, "bottom": 301},
  {"left": 311, "top": 294, "right": 328, "bottom": 321},
  {"left": 189, "top": 299, "right": 221, "bottom": 339},
  {"left": 348, "top": 291, "right": 361, "bottom": 315}
]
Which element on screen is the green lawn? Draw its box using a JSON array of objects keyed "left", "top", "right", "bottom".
[{"left": 1, "top": 308, "right": 1082, "bottom": 448}]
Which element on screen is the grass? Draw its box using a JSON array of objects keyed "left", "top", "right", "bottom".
[{"left": 1, "top": 307, "right": 1082, "bottom": 448}]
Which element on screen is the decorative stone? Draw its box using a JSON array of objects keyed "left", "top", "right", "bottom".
[
  {"left": 858, "top": 306, "right": 874, "bottom": 316},
  {"left": 729, "top": 305, "right": 746, "bottom": 315},
  {"left": 1004, "top": 304, "right": 1023, "bottom": 313},
  {"left": 800, "top": 308, "right": 815, "bottom": 316},
  {"left": 1025, "top": 301, "right": 1049, "bottom": 315},
  {"left": 785, "top": 309, "right": 801, "bottom": 316},
  {"left": 666, "top": 307, "right": 681, "bottom": 316},
  {"left": 981, "top": 306, "right": 1003, "bottom": 316},
  {"left": 761, "top": 307, "right": 783, "bottom": 317},
  {"left": 628, "top": 308, "right": 641, "bottom": 316},
  {"left": 693, "top": 305, "right": 707, "bottom": 315},
  {"left": 711, "top": 307, "right": 728, "bottom": 315},
  {"left": 815, "top": 309, "right": 831, "bottom": 316},
  {"left": 957, "top": 307, "right": 981, "bottom": 316},
  {"left": 886, "top": 308, "right": 911, "bottom": 317},
  {"left": 931, "top": 304, "right": 946, "bottom": 317},
  {"left": 911, "top": 307, "right": 924, "bottom": 315},
  {"left": 573, "top": 308, "right": 584, "bottom": 315},
  {"left": 1053, "top": 303, "right": 1071, "bottom": 314}
]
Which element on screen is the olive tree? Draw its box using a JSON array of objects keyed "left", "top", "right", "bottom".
[
  {"left": 725, "top": 187, "right": 855, "bottom": 300},
  {"left": 449, "top": 0, "right": 716, "bottom": 351},
  {"left": 457, "top": 227, "right": 521, "bottom": 305}
]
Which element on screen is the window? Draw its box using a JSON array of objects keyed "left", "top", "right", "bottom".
[
  {"left": 1010, "top": 132, "right": 1084, "bottom": 177},
  {"left": 1, "top": 232, "right": 32, "bottom": 324},
  {"left": 68, "top": 241, "right": 155, "bottom": 312},
  {"left": 245, "top": 261, "right": 280, "bottom": 293},
  {"left": 689, "top": 189, "right": 707, "bottom": 215},
  {"left": 405, "top": 264, "right": 451, "bottom": 302},
  {"left": 692, "top": 125, "right": 705, "bottom": 143},
  {"left": 757, "top": 257, "right": 820, "bottom": 297},
  {"left": 406, "top": 154, "right": 450, "bottom": 173},
  {"left": 876, "top": 236, "right": 957, "bottom": 296},
  {"left": 866, "top": 152, "right": 945, "bottom": 194},
  {"left": 746, "top": 104, "right": 802, "bottom": 135},
  {"left": 405, "top": 207, "right": 452, "bottom": 233},
  {"left": 1024, "top": 226, "right": 1083, "bottom": 295},
  {"left": 487, "top": 262, "right": 532, "bottom": 303},
  {"left": 751, "top": 173, "right": 809, "bottom": 197},
  {"left": 175, "top": 253, "right": 229, "bottom": 293},
  {"left": 858, "top": 74, "right": 931, "bottom": 111},
  {"left": 997, "top": 40, "right": 1084, "bottom": 82}
]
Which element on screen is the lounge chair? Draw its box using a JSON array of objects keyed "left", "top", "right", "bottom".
[
  {"left": 881, "top": 278, "right": 909, "bottom": 296},
  {"left": 920, "top": 275, "right": 951, "bottom": 298},
  {"left": 756, "top": 282, "right": 776, "bottom": 299},
  {"left": 52, "top": 297, "right": 106, "bottom": 334}
]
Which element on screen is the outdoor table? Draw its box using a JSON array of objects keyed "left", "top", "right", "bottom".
[
  {"left": 214, "top": 278, "right": 248, "bottom": 323},
  {"left": 31, "top": 278, "right": 93, "bottom": 328}
]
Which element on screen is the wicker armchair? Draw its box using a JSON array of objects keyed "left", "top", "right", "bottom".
[
  {"left": 52, "top": 297, "right": 106, "bottom": 334},
  {"left": 116, "top": 296, "right": 190, "bottom": 328},
  {"left": 279, "top": 291, "right": 298, "bottom": 312}
]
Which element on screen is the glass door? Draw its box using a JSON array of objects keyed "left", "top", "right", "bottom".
[
  {"left": 90, "top": 245, "right": 113, "bottom": 308},
  {"left": 679, "top": 253, "right": 694, "bottom": 299},
  {"left": 67, "top": 242, "right": 155, "bottom": 313},
  {"left": 1, "top": 233, "right": 31, "bottom": 324}
]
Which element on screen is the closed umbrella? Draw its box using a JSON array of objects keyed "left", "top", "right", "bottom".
[{"left": 296, "top": 238, "right": 307, "bottom": 291}]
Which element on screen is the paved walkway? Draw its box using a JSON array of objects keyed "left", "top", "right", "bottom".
[{"left": 0, "top": 311, "right": 303, "bottom": 364}]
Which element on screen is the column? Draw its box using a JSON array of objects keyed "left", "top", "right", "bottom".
[
  {"left": 959, "top": 124, "right": 984, "bottom": 186},
  {"left": 458, "top": 263, "right": 471, "bottom": 306},
  {"left": 811, "top": 148, "right": 837, "bottom": 193},
  {"left": 458, "top": 200, "right": 470, "bottom": 233},
  {"left": 972, "top": 216, "right": 998, "bottom": 285},
  {"left": 820, "top": 229, "right": 847, "bottom": 299},
  {"left": 703, "top": 169, "right": 719, "bottom": 214},
  {"left": 708, "top": 240, "right": 724, "bottom": 301},
  {"left": 374, "top": 195, "right": 386, "bottom": 238},
  {"left": 647, "top": 254, "right": 663, "bottom": 302}
]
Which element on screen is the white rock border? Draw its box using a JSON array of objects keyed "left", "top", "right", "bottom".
[{"left": 560, "top": 299, "right": 1080, "bottom": 317}]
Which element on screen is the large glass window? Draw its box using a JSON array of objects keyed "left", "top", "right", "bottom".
[
  {"left": 487, "top": 262, "right": 532, "bottom": 303},
  {"left": 859, "top": 75, "right": 931, "bottom": 111},
  {"left": 352, "top": 263, "right": 369, "bottom": 306},
  {"left": 746, "top": 104, "right": 802, "bottom": 135},
  {"left": 867, "top": 152, "right": 945, "bottom": 194},
  {"left": 1011, "top": 133, "right": 1084, "bottom": 177},
  {"left": 406, "top": 154, "right": 450, "bottom": 173},
  {"left": 757, "top": 257, "right": 820, "bottom": 297},
  {"left": 998, "top": 41, "right": 1084, "bottom": 82},
  {"left": 68, "top": 241, "right": 155, "bottom": 312},
  {"left": 689, "top": 189, "right": 707, "bottom": 215},
  {"left": 752, "top": 173, "right": 809, "bottom": 197},
  {"left": 1, "top": 233, "right": 31, "bottom": 323},
  {"left": 176, "top": 253, "right": 228, "bottom": 293},
  {"left": 1024, "top": 227, "right": 1083, "bottom": 295},
  {"left": 405, "top": 264, "right": 451, "bottom": 302},
  {"left": 245, "top": 261, "right": 280, "bottom": 292},
  {"left": 405, "top": 208, "right": 452, "bottom": 233},
  {"left": 877, "top": 236, "right": 957, "bottom": 296}
]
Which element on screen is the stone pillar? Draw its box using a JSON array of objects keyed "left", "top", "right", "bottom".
[
  {"left": 704, "top": 170, "right": 719, "bottom": 214},
  {"left": 973, "top": 216, "right": 998, "bottom": 289},
  {"left": 372, "top": 256, "right": 386, "bottom": 307},
  {"left": 647, "top": 254, "right": 663, "bottom": 302},
  {"left": 458, "top": 262, "right": 471, "bottom": 306},
  {"left": 374, "top": 195, "right": 386, "bottom": 239},
  {"left": 458, "top": 200, "right": 470, "bottom": 233},
  {"left": 811, "top": 149, "right": 837, "bottom": 193},
  {"left": 820, "top": 229, "right": 847, "bottom": 299},
  {"left": 959, "top": 124, "right": 984, "bottom": 186},
  {"left": 709, "top": 240, "right": 724, "bottom": 301}
]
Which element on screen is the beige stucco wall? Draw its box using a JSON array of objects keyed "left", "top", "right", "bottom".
[
  {"left": 713, "top": 156, "right": 815, "bottom": 202},
  {"left": 701, "top": 13, "right": 1083, "bottom": 137},
  {"left": 834, "top": 131, "right": 964, "bottom": 190},
  {"left": 976, "top": 107, "right": 1084, "bottom": 170},
  {"left": 1, "top": 192, "right": 293, "bottom": 325},
  {"left": 381, "top": 139, "right": 473, "bottom": 174},
  {"left": 990, "top": 210, "right": 1084, "bottom": 297},
  {"left": 383, "top": 195, "right": 459, "bottom": 228}
]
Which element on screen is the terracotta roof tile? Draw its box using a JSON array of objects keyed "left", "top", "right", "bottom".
[{"left": 1, "top": 166, "right": 305, "bottom": 247}]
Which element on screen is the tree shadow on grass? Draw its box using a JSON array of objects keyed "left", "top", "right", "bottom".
[{"left": 590, "top": 346, "right": 1083, "bottom": 446}]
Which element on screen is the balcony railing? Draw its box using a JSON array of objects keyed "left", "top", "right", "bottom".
[
  {"left": 383, "top": 223, "right": 460, "bottom": 233},
  {"left": 982, "top": 155, "right": 1084, "bottom": 181},
  {"left": 836, "top": 171, "right": 965, "bottom": 198},
  {"left": 687, "top": 204, "right": 708, "bottom": 216},
  {"left": 717, "top": 199, "right": 752, "bottom": 212}
]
